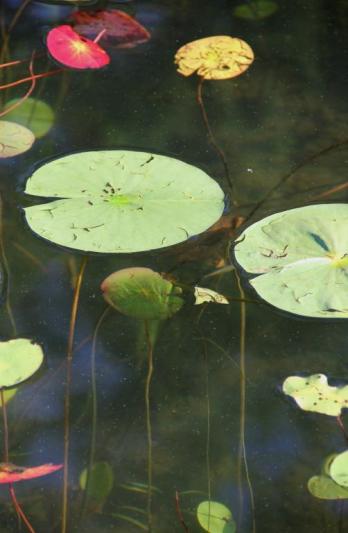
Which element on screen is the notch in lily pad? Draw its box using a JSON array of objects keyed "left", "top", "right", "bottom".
[
  {"left": 234, "top": 204, "right": 348, "bottom": 318},
  {"left": 308, "top": 451, "right": 348, "bottom": 500},
  {"left": 24, "top": 150, "right": 224, "bottom": 253}
]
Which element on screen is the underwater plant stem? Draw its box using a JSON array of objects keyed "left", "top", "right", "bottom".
[
  {"left": 93, "top": 29, "right": 107, "bottom": 44},
  {"left": 236, "top": 275, "right": 256, "bottom": 533},
  {"left": 144, "top": 320, "right": 154, "bottom": 532},
  {"left": 196, "top": 77, "right": 236, "bottom": 202},
  {"left": 61, "top": 256, "right": 88, "bottom": 533},
  {"left": 337, "top": 416, "right": 348, "bottom": 446},
  {"left": 81, "top": 306, "right": 110, "bottom": 518},
  {"left": 202, "top": 339, "right": 212, "bottom": 505},
  {"left": 0, "top": 52, "right": 36, "bottom": 118},
  {"left": 0, "top": 193, "right": 17, "bottom": 336},
  {"left": 1, "top": 390, "right": 37, "bottom": 533},
  {"left": 0, "top": 69, "right": 62, "bottom": 90},
  {"left": 175, "top": 491, "right": 189, "bottom": 532}
]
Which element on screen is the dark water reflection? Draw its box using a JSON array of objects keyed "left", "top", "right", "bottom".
[{"left": 1, "top": 0, "right": 348, "bottom": 531}]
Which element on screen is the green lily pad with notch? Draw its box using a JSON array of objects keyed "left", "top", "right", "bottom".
[
  {"left": 0, "top": 339, "right": 44, "bottom": 389},
  {"left": 234, "top": 204, "right": 348, "bottom": 318},
  {"left": 233, "top": 1, "right": 278, "bottom": 20},
  {"left": 0, "top": 120, "right": 35, "bottom": 158},
  {"left": 282, "top": 374, "right": 348, "bottom": 416},
  {"left": 330, "top": 451, "right": 348, "bottom": 487},
  {"left": 24, "top": 150, "right": 224, "bottom": 253},
  {"left": 101, "top": 267, "right": 184, "bottom": 320},
  {"left": 4, "top": 98, "right": 55, "bottom": 139},
  {"left": 79, "top": 461, "right": 114, "bottom": 504},
  {"left": 197, "top": 501, "right": 235, "bottom": 533},
  {"left": 308, "top": 475, "right": 348, "bottom": 500}
]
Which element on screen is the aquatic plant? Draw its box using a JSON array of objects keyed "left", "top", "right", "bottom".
[
  {"left": 24, "top": 150, "right": 224, "bottom": 253},
  {"left": 0, "top": 120, "right": 35, "bottom": 157},
  {"left": 197, "top": 500, "right": 236, "bottom": 533},
  {"left": 233, "top": 1, "right": 278, "bottom": 20},
  {"left": 194, "top": 286, "right": 229, "bottom": 305},
  {"left": 79, "top": 461, "right": 114, "bottom": 510},
  {"left": 3, "top": 97, "right": 55, "bottom": 138},
  {"left": 308, "top": 452, "right": 348, "bottom": 500},
  {"left": 234, "top": 204, "right": 348, "bottom": 318}
]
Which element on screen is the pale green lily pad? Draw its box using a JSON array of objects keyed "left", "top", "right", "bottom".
[
  {"left": 0, "top": 120, "right": 35, "bottom": 158},
  {"left": 0, "top": 339, "right": 44, "bottom": 389},
  {"left": 197, "top": 501, "right": 235, "bottom": 533},
  {"left": 194, "top": 286, "right": 229, "bottom": 305},
  {"left": 4, "top": 98, "right": 54, "bottom": 139},
  {"left": 282, "top": 374, "right": 348, "bottom": 416},
  {"left": 24, "top": 150, "right": 224, "bottom": 253},
  {"left": 101, "top": 267, "right": 184, "bottom": 320},
  {"left": 234, "top": 204, "right": 348, "bottom": 318},
  {"left": 79, "top": 461, "right": 114, "bottom": 504},
  {"left": 330, "top": 451, "right": 348, "bottom": 487},
  {"left": 308, "top": 475, "right": 348, "bottom": 500},
  {"left": 233, "top": 1, "right": 278, "bottom": 20}
]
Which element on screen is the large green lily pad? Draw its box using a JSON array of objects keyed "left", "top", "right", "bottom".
[
  {"left": 282, "top": 374, "right": 348, "bottom": 416},
  {"left": 234, "top": 204, "right": 348, "bottom": 318},
  {"left": 4, "top": 98, "right": 55, "bottom": 139},
  {"left": 0, "top": 339, "right": 44, "bottom": 389},
  {"left": 24, "top": 150, "right": 224, "bottom": 253},
  {"left": 101, "top": 267, "right": 184, "bottom": 320},
  {"left": 197, "top": 501, "right": 235, "bottom": 533},
  {"left": 330, "top": 451, "right": 348, "bottom": 487},
  {"left": 0, "top": 120, "right": 35, "bottom": 158}
]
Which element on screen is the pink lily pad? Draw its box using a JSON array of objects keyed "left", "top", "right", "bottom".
[
  {"left": 71, "top": 10, "right": 150, "bottom": 48},
  {"left": 46, "top": 25, "right": 110, "bottom": 69},
  {"left": 0, "top": 463, "right": 62, "bottom": 484}
]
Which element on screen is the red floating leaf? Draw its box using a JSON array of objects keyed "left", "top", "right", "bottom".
[
  {"left": 71, "top": 10, "right": 150, "bottom": 48},
  {"left": 0, "top": 463, "right": 63, "bottom": 484},
  {"left": 47, "top": 25, "right": 110, "bottom": 69}
]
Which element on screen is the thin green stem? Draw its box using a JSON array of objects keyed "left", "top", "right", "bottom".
[
  {"left": 0, "top": 192, "right": 17, "bottom": 336},
  {"left": 144, "top": 320, "right": 154, "bottom": 532}
]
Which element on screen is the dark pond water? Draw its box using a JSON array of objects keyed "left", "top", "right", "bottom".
[{"left": 1, "top": 0, "right": 348, "bottom": 532}]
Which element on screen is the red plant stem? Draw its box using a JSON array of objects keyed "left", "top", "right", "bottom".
[
  {"left": 93, "top": 29, "right": 107, "bottom": 44},
  {"left": 0, "top": 52, "right": 36, "bottom": 118},
  {"left": 0, "top": 69, "right": 62, "bottom": 90},
  {"left": 175, "top": 491, "right": 189, "bottom": 532},
  {"left": 0, "top": 390, "right": 37, "bottom": 533},
  {"left": 337, "top": 415, "right": 348, "bottom": 445}
]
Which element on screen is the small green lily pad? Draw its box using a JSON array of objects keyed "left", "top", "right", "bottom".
[
  {"left": 234, "top": 204, "right": 348, "bottom": 318},
  {"left": 4, "top": 98, "right": 55, "bottom": 138},
  {"left": 0, "top": 120, "right": 35, "bottom": 158},
  {"left": 330, "top": 451, "right": 348, "bottom": 488},
  {"left": 197, "top": 501, "right": 235, "bottom": 533},
  {"left": 233, "top": 1, "right": 278, "bottom": 20},
  {"left": 0, "top": 339, "right": 44, "bottom": 389},
  {"left": 79, "top": 461, "right": 114, "bottom": 504},
  {"left": 101, "top": 267, "right": 184, "bottom": 320},
  {"left": 308, "top": 475, "right": 348, "bottom": 500},
  {"left": 282, "top": 374, "right": 348, "bottom": 416}
]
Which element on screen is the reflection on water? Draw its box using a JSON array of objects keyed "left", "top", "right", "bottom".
[{"left": 1, "top": 0, "right": 348, "bottom": 531}]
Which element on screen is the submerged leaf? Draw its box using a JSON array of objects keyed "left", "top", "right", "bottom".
[
  {"left": 0, "top": 120, "right": 35, "bottom": 157},
  {"left": 24, "top": 150, "right": 224, "bottom": 253},
  {"left": 197, "top": 501, "right": 235, "bottom": 533},
  {"left": 71, "top": 10, "right": 150, "bottom": 48},
  {"left": 0, "top": 339, "right": 44, "bottom": 389},
  {"left": 234, "top": 204, "right": 348, "bottom": 318},
  {"left": 0, "top": 463, "right": 62, "bottom": 484},
  {"left": 233, "top": 1, "right": 278, "bottom": 20},
  {"left": 282, "top": 374, "right": 348, "bottom": 417},
  {"left": 46, "top": 25, "right": 110, "bottom": 69},
  {"left": 0, "top": 388, "right": 17, "bottom": 407},
  {"left": 101, "top": 267, "right": 184, "bottom": 320},
  {"left": 175, "top": 36, "right": 254, "bottom": 80},
  {"left": 79, "top": 461, "right": 114, "bottom": 504},
  {"left": 308, "top": 475, "right": 348, "bottom": 500},
  {"left": 4, "top": 98, "right": 54, "bottom": 138},
  {"left": 330, "top": 451, "right": 348, "bottom": 487},
  {"left": 194, "top": 286, "right": 229, "bottom": 305}
]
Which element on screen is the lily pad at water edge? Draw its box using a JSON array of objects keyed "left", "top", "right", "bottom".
[
  {"left": 0, "top": 121, "right": 35, "bottom": 158},
  {"left": 24, "top": 150, "right": 224, "bottom": 253},
  {"left": 197, "top": 501, "right": 235, "bottom": 533},
  {"left": 234, "top": 204, "right": 348, "bottom": 318},
  {"left": 282, "top": 374, "right": 348, "bottom": 416},
  {"left": 101, "top": 267, "right": 184, "bottom": 320},
  {"left": 4, "top": 98, "right": 55, "bottom": 138},
  {"left": 0, "top": 339, "right": 44, "bottom": 389}
]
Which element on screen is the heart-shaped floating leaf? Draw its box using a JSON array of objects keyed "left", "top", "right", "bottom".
[
  {"left": 194, "top": 286, "right": 229, "bottom": 305},
  {"left": 233, "top": 1, "right": 278, "bottom": 20},
  {"left": 0, "top": 463, "right": 62, "bottom": 484},
  {"left": 24, "top": 150, "right": 224, "bottom": 253},
  {"left": 0, "top": 339, "right": 44, "bottom": 389},
  {"left": 175, "top": 36, "right": 254, "bottom": 80},
  {"left": 308, "top": 475, "right": 348, "bottom": 500},
  {"left": 47, "top": 25, "right": 110, "bottom": 69},
  {"left": 101, "top": 267, "right": 184, "bottom": 320},
  {"left": 234, "top": 204, "right": 348, "bottom": 318},
  {"left": 71, "top": 10, "right": 150, "bottom": 48},
  {"left": 282, "top": 374, "right": 348, "bottom": 416},
  {"left": 197, "top": 501, "right": 235, "bottom": 533},
  {"left": 0, "top": 120, "right": 35, "bottom": 158},
  {"left": 4, "top": 98, "right": 55, "bottom": 138},
  {"left": 79, "top": 461, "right": 114, "bottom": 504},
  {"left": 330, "top": 451, "right": 348, "bottom": 487}
]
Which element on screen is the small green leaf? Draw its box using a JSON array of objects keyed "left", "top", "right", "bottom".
[
  {"left": 79, "top": 461, "right": 114, "bottom": 503},
  {"left": 233, "top": 1, "right": 278, "bottom": 20},
  {"left": 0, "top": 388, "right": 17, "bottom": 406},
  {"left": 101, "top": 267, "right": 184, "bottom": 320},
  {"left": 282, "top": 374, "right": 348, "bottom": 416},
  {"left": 308, "top": 475, "right": 348, "bottom": 500},
  {"left": 197, "top": 501, "right": 235, "bottom": 533},
  {"left": 330, "top": 451, "right": 348, "bottom": 487},
  {"left": 0, "top": 339, "right": 44, "bottom": 389},
  {"left": 4, "top": 98, "right": 54, "bottom": 138},
  {"left": 0, "top": 121, "right": 35, "bottom": 158}
]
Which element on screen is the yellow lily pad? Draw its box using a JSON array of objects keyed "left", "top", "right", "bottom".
[{"left": 174, "top": 35, "right": 254, "bottom": 80}]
